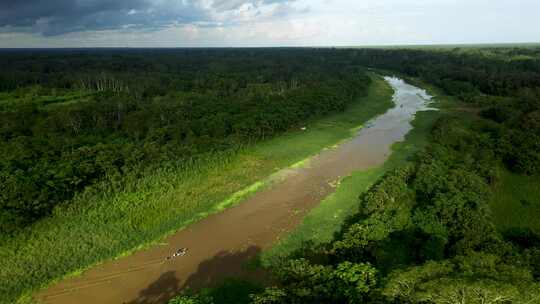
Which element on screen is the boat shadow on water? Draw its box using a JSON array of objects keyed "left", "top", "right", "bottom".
[{"left": 128, "top": 246, "right": 264, "bottom": 304}]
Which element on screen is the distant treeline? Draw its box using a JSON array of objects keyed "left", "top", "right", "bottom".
[
  {"left": 2, "top": 47, "right": 540, "bottom": 97},
  {"left": 354, "top": 48, "right": 540, "bottom": 97},
  {"left": 0, "top": 49, "right": 371, "bottom": 234},
  {"left": 0, "top": 48, "right": 366, "bottom": 94}
]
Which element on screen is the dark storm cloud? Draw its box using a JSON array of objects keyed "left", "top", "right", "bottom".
[
  {"left": 0, "top": 0, "right": 292, "bottom": 36},
  {"left": 1, "top": 0, "right": 153, "bottom": 35}
]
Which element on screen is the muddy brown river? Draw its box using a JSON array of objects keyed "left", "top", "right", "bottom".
[{"left": 36, "top": 77, "right": 433, "bottom": 304}]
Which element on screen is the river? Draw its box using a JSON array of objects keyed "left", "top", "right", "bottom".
[{"left": 37, "top": 77, "right": 433, "bottom": 304}]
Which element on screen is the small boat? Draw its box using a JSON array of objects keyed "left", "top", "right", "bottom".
[{"left": 166, "top": 248, "right": 188, "bottom": 260}]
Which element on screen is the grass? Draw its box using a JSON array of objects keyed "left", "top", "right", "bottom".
[
  {"left": 0, "top": 76, "right": 394, "bottom": 304},
  {"left": 250, "top": 75, "right": 395, "bottom": 164},
  {"left": 490, "top": 170, "right": 540, "bottom": 232},
  {"left": 0, "top": 89, "right": 94, "bottom": 111}
]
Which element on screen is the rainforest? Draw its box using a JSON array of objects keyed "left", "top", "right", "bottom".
[{"left": 1, "top": 46, "right": 540, "bottom": 304}]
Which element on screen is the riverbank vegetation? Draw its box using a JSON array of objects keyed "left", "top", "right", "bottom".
[
  {"left": 171, "top": 46, "right": 540, "bottom": 304},
  {"left": 0, "top": 49, "right": 394, "bottom": 304}
]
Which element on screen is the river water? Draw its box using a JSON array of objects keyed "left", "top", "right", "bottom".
[{"left": 37, "top": 77, "right": 433, "bottom": 304}]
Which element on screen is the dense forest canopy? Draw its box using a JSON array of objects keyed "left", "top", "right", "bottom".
[{"left": 0, "top": 48, "right": 371, "bottom": 235}]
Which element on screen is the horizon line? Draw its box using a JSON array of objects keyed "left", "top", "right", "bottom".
[{"left": 1, "top": 42, "right": 540, "bottom": 50}]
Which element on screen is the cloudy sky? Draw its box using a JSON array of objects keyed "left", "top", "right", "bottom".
[{"left": 0, "top": 0, "right": 538, "bottom": 47}]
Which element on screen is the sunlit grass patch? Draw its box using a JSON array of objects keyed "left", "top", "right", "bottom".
[
  {"left": 490, "top": 170, "right": 540, "bottom": 232},
  {"left": 0, "top": 89, "right": 94, "bottom": 111}
]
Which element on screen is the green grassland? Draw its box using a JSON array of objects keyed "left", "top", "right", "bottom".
[
  {"left": 0, "top": 87, "right": 94, "bottom": 111},
  {"left": 0, "top": 76, "right": 394, "bottom": 304},
  {"left": 491, "top": 170, "right": 540, "bottom": 232}
]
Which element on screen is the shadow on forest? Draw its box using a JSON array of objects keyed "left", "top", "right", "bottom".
[{"left": 129, "top": 246, "right": 264, "bottom": 304}]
